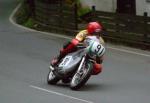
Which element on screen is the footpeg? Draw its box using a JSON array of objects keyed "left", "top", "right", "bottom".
[{"left": 49, "top": 65, "right": 55, "bottom": 71}]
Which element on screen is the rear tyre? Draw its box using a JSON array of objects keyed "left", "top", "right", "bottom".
[{"left": 47, "top": 69, "right": 59, "bottom": 85}]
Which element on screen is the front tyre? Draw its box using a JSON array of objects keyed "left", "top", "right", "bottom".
[
  {"left": 47, "top": 69, "right": 59, "bottom": 85},
  {"left": 70, "top": 62, "right": 93, "bottom": 90}
]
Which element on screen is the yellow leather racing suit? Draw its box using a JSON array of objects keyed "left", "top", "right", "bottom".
[{"left": 75, "top": 30, "right": 105, "bottom": 45}]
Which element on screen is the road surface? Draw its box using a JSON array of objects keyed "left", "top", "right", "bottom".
[{"left": 0, "top": 0, "right": 150, "bottom": 103}]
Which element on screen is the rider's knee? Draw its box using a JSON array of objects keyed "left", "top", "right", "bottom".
[{"left": 92, "top": 63, "right": 102, "bottom": 75}]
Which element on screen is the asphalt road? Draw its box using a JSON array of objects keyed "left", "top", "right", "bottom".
[{"left": 0, "top": 0, "right": 150, "bottom": 103}]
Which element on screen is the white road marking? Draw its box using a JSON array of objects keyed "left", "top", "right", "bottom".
[
  {"left": 30, "top": 85, "right": 94, "bottom": 103},
  {"left": 10, "top": 3, "right": 150, "bottom": 58}
]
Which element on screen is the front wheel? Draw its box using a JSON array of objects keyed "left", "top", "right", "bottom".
[
  {"left": 47, "top": 69, "right": 59, "bottom": 85},
  {"left": 70, "top": 62, "right": 93, "bottom": 90}
]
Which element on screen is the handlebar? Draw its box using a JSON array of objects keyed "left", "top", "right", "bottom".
[{"left": 76, "top": 43, "right": 86, "bottom": 49}]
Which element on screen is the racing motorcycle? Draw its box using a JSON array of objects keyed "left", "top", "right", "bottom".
[{"left": 47, "top": 39, "right": 105, "bottom": 90}]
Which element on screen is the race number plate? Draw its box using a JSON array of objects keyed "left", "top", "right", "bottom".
[{"left": 59, "top": 56, "right": 72, "bottom": 67}]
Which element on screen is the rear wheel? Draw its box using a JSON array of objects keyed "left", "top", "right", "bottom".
[
  {"left": 70, "top": 62, "right": 93, "bottom": 90},
  {"left": 47, "top": 69, "right": 60, "bottom": 85}
]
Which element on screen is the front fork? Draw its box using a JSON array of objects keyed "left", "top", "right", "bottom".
[
  {"left": 76, "top": 54, "right": 94, "bottom": 74},
  {"left": 76, "top": 55, "right": 86, "bottom": 74}
]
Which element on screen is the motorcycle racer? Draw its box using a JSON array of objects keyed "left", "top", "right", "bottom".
[{"left": 51, "top": 21, "right": 105, "bottom": 75}]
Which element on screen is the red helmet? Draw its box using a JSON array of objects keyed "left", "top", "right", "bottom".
[{"left": 87, "top": 22, "right": 103, "bottom": 35}]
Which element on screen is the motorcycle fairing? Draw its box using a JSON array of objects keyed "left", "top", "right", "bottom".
[{"left": 56, "top": 49, "right": 86, "bottom": 76}]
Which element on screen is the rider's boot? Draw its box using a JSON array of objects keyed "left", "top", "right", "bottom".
[{"left": 51, "top": 53, "right": 64, "bottom": 66}]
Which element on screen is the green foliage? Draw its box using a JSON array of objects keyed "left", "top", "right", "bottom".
[
  {"left": 23, "top": 18, "right": 35, "bottom": 28},
  {"left": 15, "top": 1, "right": 30, "bottom": 24}
]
